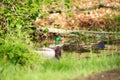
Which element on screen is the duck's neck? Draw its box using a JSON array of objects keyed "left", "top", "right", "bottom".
[{"left": 55, "top": 36, "right": 61, "bottom": 45}]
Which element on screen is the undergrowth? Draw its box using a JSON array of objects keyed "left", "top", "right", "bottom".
[
  {"left": 0, "top": 0, "right": 120, "bottom": 80},
  {"left": 0, "top": 54, "right": 120, "bottom": 80}
]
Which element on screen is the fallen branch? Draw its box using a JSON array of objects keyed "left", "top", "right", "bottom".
[
  {"left": 48, "top": 4, "right": 120, "bottom": 13},
  {"left": 37, "top": 27, "right": 120, "bottom": 35}
]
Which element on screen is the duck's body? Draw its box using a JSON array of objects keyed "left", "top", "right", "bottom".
[
  {"left": 35, "top": 48, "right": 55, "bottom": 59},
  {"left": 35, "top": 46, "right": 61, "bottom": 59}
]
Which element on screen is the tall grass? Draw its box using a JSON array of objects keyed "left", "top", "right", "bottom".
[{"left": 0, "top": 53, "right": 120, "bottom": 80}]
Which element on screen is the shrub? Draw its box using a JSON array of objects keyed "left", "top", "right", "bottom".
[{"left": 0, "top": 0, "right": 43, "bottom": 65}]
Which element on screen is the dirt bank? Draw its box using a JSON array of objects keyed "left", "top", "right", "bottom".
[{"left": 71, "top": 69, "right": 120, "bottom": 80}]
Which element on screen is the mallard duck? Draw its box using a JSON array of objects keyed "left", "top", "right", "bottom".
[{"left": 35, "top": 35, "right": 61, "bottom": 59}]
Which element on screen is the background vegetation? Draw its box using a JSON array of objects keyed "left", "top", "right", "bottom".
[{"left": 0, "top": 0, "right": 120, "bottom": 80}]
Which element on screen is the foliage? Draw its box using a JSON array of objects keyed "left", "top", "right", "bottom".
[
  {"left": 1, "top": 0, "right": 72, "bottom": 64},
  {"left": 0, "top": 0, "right": 45, "bottom": 65},
  {"left": 0, "top": 0, "right": 120, "bottom": 80},
  {"left": 115, "top": 14, "right": 120, "bottom": 22}
]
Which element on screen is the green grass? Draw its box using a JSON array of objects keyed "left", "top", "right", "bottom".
[{"left": 0, "top": 53, "right": 120, "bottom": 80}]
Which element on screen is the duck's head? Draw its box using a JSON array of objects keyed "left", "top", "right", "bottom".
[{"left": 54, "top": 46, "right": 61, "bottom": 59}]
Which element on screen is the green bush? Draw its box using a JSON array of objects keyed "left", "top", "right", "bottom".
[
  {"left": 0, "top": 0, "right": 44, "bottom": 65},
  {"left": 0, "top": 36, "right": 43, "bottom": 65},
  {"left": 0, "top": 37, "right": 27, "bottom": 64}
]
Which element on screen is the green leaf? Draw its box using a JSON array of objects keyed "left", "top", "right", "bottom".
[
  {"left": 0, "top": 38, "right": 5, "bottom": 45},
  {"left": 16, "top": 24, "right": 22, "bottom": 30},
  {"left": 9, "top": 53, "right": 14, "bottom": 59}
]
